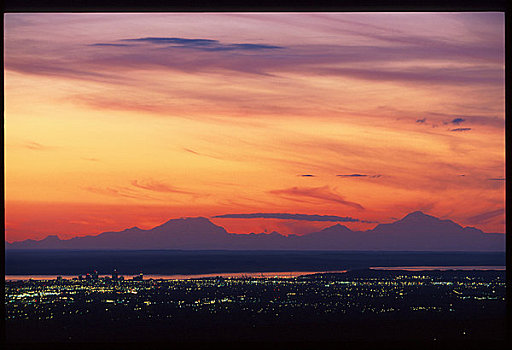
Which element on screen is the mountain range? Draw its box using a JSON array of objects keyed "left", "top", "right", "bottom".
[{"left": 5, "top": 211, "right": 505, "bottom": 251}]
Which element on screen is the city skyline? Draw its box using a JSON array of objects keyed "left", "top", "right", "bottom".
[
  {"left": 4, "top": 13, "right": 505, "bottom": 243},
  {"left": 6, "top": 268, "right": 506, "bottom": 343}
]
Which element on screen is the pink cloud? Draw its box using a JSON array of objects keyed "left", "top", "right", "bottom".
[
  {"left": 269, "top": 186, "right": 364, "bottom": 210},
  {"left": 131, "top": 179, "right": 193, "bottom": 195}
]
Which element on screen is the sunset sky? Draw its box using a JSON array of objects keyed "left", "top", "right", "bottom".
[{"left": 4, "top": 12, "right": 505, "bottom": 242}]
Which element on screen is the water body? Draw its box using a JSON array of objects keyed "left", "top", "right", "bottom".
[
  {"left": 370, "top": 265, "right": 506, "bottom": 271},
  {"left": 6, "top": 265, "right": 506, "bottom": 281},
  {"left": 5, "top": 270, "right": 349, "bottom": 281},
  {"left": 5, "top": 250, "right": 506, "bottom": 275}
]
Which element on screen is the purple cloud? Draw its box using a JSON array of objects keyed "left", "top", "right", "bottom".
[
  {"left": 451, "top": 118, "right": 465, "bottom": 125},
  {"left": 426, "top": 112, "right": 503, "bottom": 129},
  {"left": 336, "top": 174, "right": 382, "bottom": 178},
  {"left": 314, "top": 66, "right": 503, "bottom": 86},
  {"left": 467, "top": 208, "right": 504, "bottom": 225},
  {"left": 450, "top": 128, "right": 472, "bottom": 132},
  {"left": 106, "top": 37, "right": 284, "bottom": 52},
  {"left": 5, "top": 31, "right": 504, "bottom": 85}
]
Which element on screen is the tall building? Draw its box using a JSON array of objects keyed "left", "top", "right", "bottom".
[
  {"left": 112, "top": 269, "right": 119, "bottom": 281},
  {"left": 133, "top": 272, "right": 144, "bottom": 281}
]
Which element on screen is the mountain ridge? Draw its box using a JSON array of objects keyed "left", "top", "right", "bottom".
[{"left": 5, "top": 211, "right": 505, "bottom": 251}]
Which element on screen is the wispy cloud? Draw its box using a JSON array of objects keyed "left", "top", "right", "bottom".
[
  {"left": 6, "top": 59, "right": 119, "bottom": 83},
  {"left": 313, "top": 66, "right": 503, "bottom": 86},
  {"left": 84, "top": 186, "right": 157, "bottom": 201},
  {"left": 487, "top": 177, "right": 505, "bottom": 181},
  {"left": 6, "top": 30, "right": 503, "bottom": 85},
  {"left": 183, "top": 148, "right": 201, "bottom": 155},
  {"left": 337, "top": 174, "right": 367, "bottom": 177},
  {"left": 450, "top": 118, "right": 465, "bottom": 125},
  {"left": 182, "top": 147, "right": 226, "bottom": 161},
  {"left": 450, "top": 128, "right": 472, "bottom": 132},
  {"left": 22, "top": 141, "right": 54, "bottom": 151},
  {"left": 426, "top": 112, "right": 504, "bottom": 129},
  {"left": 467, "top": 208, "right": 504, "bottom": 225},
  {"left": 336, "top": 174, "right": 382, "bottom": 178},
  {"left": 122, "top": 37, "right": 217, "bottom": 45},
  {"left": 89, "top": 43, "right": 131, "bottom": 47},
  {"left": 299, "top": 174, "right": 316, "bottom": 177},
  {"left": 213, "top": 213, "right": 361, "bottom": 222},
  {"left": 131, "top": 179, "right": 193, "bottom": 194},
  {"left": 96, "top": 37, "right": 285, "bottom": 52},
  {"left": 269, "top": 186, "right": 365, "bottom": 210}
]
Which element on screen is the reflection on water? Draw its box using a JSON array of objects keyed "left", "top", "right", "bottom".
[
  {"left": 370, "top": 265, "right": 505, "bottom": 271},
  {"left": 5, "top": 265, "right": 506, "bottom": 281},
  {"left": 5, "top": 270, "right": 348, "bottom": 281}
]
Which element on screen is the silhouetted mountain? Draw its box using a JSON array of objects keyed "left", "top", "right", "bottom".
[
  {"left": 365, "top": 211, "right": 503, "bottom": 251},
  {"left": 5, "top": 212, "right": 505, "bottom": 251}
]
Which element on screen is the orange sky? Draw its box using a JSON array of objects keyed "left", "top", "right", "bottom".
[{"left": 4, "top": 13, "right": 505, "bottom": 242}]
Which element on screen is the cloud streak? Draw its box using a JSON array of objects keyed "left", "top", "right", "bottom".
[
  {"left": 131, "top": 179, "right": 193, "bottom": 194},
  {"left": 313, "top": 66, "right": 503, "bottom": 86},
  {"left": 450, "top": 128, "right": 472, "bottom": 132},
  {"left": 425, "top": 112, "right": 504, "bottom": 129},
  {"left": 269, "top": 186, "right": 365, "bottom": 210},
  {"left": 213, "top": 213, "right": 361, "bottom": 222},
  {"left": 22, "top": 141, "right": 53, "bottom": 151},
  {"left": 336, "top": 174, "right": 382, "bottom": 178},
  {"left": 90, "top": 43, "right": 131, "bottom": 47},
  {"left": 103, "top": 37, "right": 285, "bottom": 52},
  {"left": 450, "top": 118, "right": 465, "bottom": 125},
  {"left": 84, "top": 186, "right": 157, "bottom": 201},
  {"left": 5, "top": 29, "right": 504, "bottom": 86},
  {"left": 467, "top": 208, "right": 504, "bottom": 225}
]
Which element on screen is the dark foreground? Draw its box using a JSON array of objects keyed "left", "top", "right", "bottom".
[{"left": 5, "top": 269, "right": 506, "bottom": 349}]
